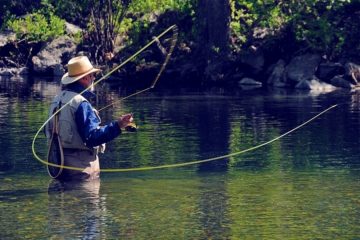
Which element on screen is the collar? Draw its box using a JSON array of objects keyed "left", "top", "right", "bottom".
[{"left": 64, "top": 82, "right": 96, "bottom": 100}]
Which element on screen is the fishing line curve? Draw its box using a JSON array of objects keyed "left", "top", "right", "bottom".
[{"left": 34, "top": 102, "right": 338, "bottom": 172}]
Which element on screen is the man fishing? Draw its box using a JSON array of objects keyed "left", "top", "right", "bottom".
[{"left": 46, "top": 56, "right": 134, "bottom": 181}]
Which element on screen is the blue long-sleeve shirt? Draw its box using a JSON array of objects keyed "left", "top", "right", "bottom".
[{"left": 65, "top": 83, "right": 121, "bottom": 148}]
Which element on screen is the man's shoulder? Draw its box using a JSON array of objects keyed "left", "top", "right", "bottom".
[
  {"left": 62, "top": 90, "right": 87, "bottom": 101},
  {"left": 53, "top": 90, "right": 89, "bottom": 109}
]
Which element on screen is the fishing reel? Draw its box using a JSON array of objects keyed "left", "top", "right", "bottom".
[{"left": 125, "top": 122, "right": 137, "bottom": 132}]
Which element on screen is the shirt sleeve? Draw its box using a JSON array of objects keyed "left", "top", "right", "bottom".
[{"left": 75, "top": 101, "right": 121, "bottom": 147}]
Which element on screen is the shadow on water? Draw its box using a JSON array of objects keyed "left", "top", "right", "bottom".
[{"left": 196, "top": 94, "right": 230, "bottom": 172}]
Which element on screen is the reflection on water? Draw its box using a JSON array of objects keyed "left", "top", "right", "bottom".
[
  {"left": 47, "top": 179, "right": 103, "bottom": 239},
  {"left": 0, "top": 76, "right": 360, "bottom": 239}
]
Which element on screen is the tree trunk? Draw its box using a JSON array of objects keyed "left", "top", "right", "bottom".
[{"left": 196, "top": 0, "right": 231, "bottom": 59}]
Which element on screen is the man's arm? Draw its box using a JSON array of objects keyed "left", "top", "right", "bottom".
[{"left": 75, "top": 101, "right": 121, "bottom": 148}]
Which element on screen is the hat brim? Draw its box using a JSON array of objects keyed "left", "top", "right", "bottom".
[{"left": 61, "top": 68, "right": 101, "bottom": 85}]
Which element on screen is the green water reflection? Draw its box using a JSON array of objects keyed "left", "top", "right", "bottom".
[
  {"left": 0, "top": 77, "right": 360, "bottom": 239},
  {"left": 1, "top": 170, "right": 359, "bottom": 239}
]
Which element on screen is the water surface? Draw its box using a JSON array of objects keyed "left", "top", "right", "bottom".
[{"left": 0, "top": 76, "right": 359, "bottom": 239}]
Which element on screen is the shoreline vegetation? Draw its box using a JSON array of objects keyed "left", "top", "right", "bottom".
[{"left": 0, "top": 0, "right": 359, "bottom": 91}]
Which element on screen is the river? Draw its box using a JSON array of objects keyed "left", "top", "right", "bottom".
[{"left": 0, "top": 76, "right": 359, "bottom": 239}]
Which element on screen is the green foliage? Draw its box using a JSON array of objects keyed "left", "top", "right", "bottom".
[
  {"left": 6, "top": 12, "right": 65, "bottom": 41},
  {"left": 229, "top": 0, "right": 353, "bottom": 58},
  {"left": 230, "top": 0, "right": 290, "bottom": 46},
  {"left": 1, "top": 0, "right": 357, "bottom": 61},
  {"left": 287, "top": 0, "right": 351, "bottom": 58},
  {"left": 129, "top": 0, "right": 192, "bottom": 14},
  {"left": 120, "top": 0, "right": 192, "bottom": 43}
]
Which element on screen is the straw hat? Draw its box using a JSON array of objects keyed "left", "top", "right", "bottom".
[{"left": 61, "top": 56, "right": 101, "bottom": 85}]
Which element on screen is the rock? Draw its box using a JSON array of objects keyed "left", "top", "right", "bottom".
[
  {"left": 18, "top": 67, "right": 28, "bottom": 75},
  {"left": 0, "top": 67, "right": 28, "bottom": 76},
  {"left": 32, "top": 36, "right": 76, "bottom": 75},
  {"left": 238, "top": 77, "right": 262, "bottom": 90},
  {"left": 0, "top": 31, "right": 16, "bottom": 47},
  {"left": 295, "top": 78, "right": 336, "bottom": 92},
  {"left": 204, "top": 61, "right": 226, "bottom": 82},
  {"left": 0, "top": 68, "right": 14, "bottom": 76},
  {"left": 267, "top": 59, "right": 287, "bottom": 87},
  {"left": 316, "top": 62, "right": 344, "bottom": 81},
  {"left": 344, "top": 62, "right": 360, "bottom": 84},
  {"left": 53, "top": 64, "right": 65, "bottom": 76},
  {"left": 253, "top": 27, "right": 273, "bottom": 39},
  {"left": 286, "top": 54, "right": 322, "bottom": 82},
  {"left": 272, "top": 81, "right": 288, "bottom": 88},
  {"left": 148, "top": 12, "right": 160, "bottom": 23},
  {"left": 239, "top": 47, "right": 265, "bottom": 74},
  {"left": 232, "top": 72, "right": 244, "bottom": 80},
  {"left": 330, "top": 75, "right": 355, "bottom": 89},
  {"left": 238, "top": 77, "right": 262, "bottom": 86},
  {"left": 64, "top": 22, "right": 82, "bottom": 35}
]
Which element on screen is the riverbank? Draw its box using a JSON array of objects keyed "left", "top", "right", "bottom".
[{"left": 1, "top": 2, "right": 360, "bottom": 92}]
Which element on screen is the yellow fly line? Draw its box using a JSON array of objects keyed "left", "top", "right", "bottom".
[{"left": 32, "top": 24, "right": 338, "bottom": 173}]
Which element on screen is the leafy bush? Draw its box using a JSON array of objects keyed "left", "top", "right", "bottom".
[
  {"left": 230, "top": 0, "right": 290, "bottom": 47},
  {"left": 129, "top": 0, "right": 192, "bottom": 14},
  {"left": 6, "top": 12, "right": 65, "bottom": 41},
  {"left": 2, "top": 0, "right": 357, "bottom": 61},
  {"left": 123, "top": 0, "right": 193, "bottom": 35},
  {"left": 229, "top": 0, "right": 353, "bottom": 58},
  {"left": 288, "top": 0, "right": 351, "bottom": 58}
]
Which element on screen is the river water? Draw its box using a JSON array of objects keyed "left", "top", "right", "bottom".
[{"left": 0, "top": 76, "right": 359, "bottom": 239}]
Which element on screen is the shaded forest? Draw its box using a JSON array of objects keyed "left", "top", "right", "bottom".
[{"left": 0, "top": 0, "right": 360, "bottom": 89}]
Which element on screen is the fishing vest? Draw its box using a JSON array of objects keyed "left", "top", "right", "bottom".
[{"left": 48, "top": 90, "right": 104, "bottom": 152}]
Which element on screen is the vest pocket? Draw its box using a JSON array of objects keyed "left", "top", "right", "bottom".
[{"left": 59, "top": 120, "right": 73, "bottom": 144}]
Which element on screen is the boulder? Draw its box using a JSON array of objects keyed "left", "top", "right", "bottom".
[
  {"left": 330, "top": 75, "right": 355, "bottom": 89},
  {"left": 253, "top": 27, "right": 273, "bottom": 40},
  {"left": 32, "top": 36, "right": 76, "bottom": 75},
  {"left": 0, "top": 67, "right": 28, "bottom": 76},
  {"left": 64, "top": 22, "right": 82, "bottom": 36},
  {"left": 286, "top": 54, "right": 322, "bottom": 82},
  {"left": 267, "top": 59, "right": 287, "bottom": 87},
  {"left": 344, "top": 62, "right": 360, "bottom": 84},
  {"left": 204, "top": 61, "right": 227, "bottom": 82},
  {"left": 239, "top": 47, "right": 265, "bottom": 74},
  {"left": 316, "top": 62, "right": 344, "bottom": 81},
  {"left": 295, "top": 78, "right": 336, "bottom": 92},
  {"left": 0, "top": 32, "right": 16, "bottom": 47},
  {"left": 238, "top": 77, "right": 262, "bottom": 86}
]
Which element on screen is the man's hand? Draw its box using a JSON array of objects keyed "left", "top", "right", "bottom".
[{"left": 118, "top": 113, "right": 133, "bottom": 129}]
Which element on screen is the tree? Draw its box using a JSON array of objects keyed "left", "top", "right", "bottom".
[
  {"left": 196, "top": 0, "right": 231, "bottom": 60},
  {"left": 83, "top": 0, "right": 131, "bottom": 64}
]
